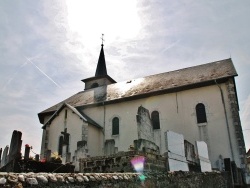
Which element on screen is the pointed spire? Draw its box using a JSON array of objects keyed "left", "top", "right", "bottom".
[{"left": 95, "top": 34, "right": 107, "bottom": 76}]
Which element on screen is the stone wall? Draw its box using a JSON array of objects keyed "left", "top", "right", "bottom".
[
  {"left": 226, "top": 78, "right": 246, "bottom": 169},
  {"left": 78, "top": 151, "right": 166, "bottom": 173},
  {"left": 0, "top": 171, "right": 232, "bottom": 187}
]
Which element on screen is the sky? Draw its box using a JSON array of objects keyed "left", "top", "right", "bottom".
[{"left": 0, "top": 0, "right": 250, "bottom": 156}]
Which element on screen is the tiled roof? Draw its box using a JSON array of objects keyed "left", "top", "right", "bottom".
[{"left": 38, "top": 58, "right": 237, "bottom": 124}]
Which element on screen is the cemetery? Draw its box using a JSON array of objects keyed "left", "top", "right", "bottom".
[{"left": 0, "top": 130, "right": 245, "bottom": 187}]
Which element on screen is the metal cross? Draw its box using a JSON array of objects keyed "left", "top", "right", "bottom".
[{"left": 101, "top": 34, "right": 104, "bottom": 46}]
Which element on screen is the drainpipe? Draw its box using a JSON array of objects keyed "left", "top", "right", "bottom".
[
  {"left": 103, "top": 102, "right": 106, "bottom": 154},
  {"left": 214, "top": 80, "right": 234, "bottom": 161}
]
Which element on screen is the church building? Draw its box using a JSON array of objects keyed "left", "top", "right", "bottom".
[{"left": 38, "top": 43, "right": 246, "bottom": 171}]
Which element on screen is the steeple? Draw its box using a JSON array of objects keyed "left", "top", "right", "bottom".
[
  {"left": 95, "top": 44, "right": 107, "bottom": 76},
  {"left": 81, "top": 34, "right": 116, "bottom": 90}
]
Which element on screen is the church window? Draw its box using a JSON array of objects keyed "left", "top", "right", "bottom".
[
  {"left": 196, "top": 103, "right": 207, "bottom": 123},
  {"left": 64, "top": 110, "right": 67, "bottom": 120},
  {"left": 112, "top": 117, "right": 119, "bottom": 135},
  {"left": 58, "top": 136, "right": 63, "bottom": 156},
  {"left": 151, "top": 111, "right": 160, "bottom": 129},
  {"left": 91, "top": 83, "right": 99, "bottom": 88}
]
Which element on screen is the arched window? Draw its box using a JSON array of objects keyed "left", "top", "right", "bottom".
[
  {"left": 58, "top": 136, "right": 63, "bottom": 156},
  {"left": 112, "top": 117, "right": 119, "bottom": 135},
  {"left": 196, "top": 103, "right": 207, "bottom": 123},
  {"left": 151, "top": 111, "right": 160, "bottom": 129},
  {"left": 91, "top": 83, "right": 99, "bottom": 88}
]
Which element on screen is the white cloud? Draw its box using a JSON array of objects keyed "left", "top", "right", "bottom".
[{"left": 0, "top": 0, "right": 250, "bottom": 156}]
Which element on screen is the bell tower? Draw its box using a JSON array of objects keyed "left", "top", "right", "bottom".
[{"left": 82, "top": 34, "right": 116, "bottom": 90}]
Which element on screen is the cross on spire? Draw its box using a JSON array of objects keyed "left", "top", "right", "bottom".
[{"left": 101, "top": 34, "right": 104, "bottom": 46}]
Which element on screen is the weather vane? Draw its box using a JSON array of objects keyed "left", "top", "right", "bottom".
[{"left": 101, "top": 34, "right": 104, "bottom": 46}]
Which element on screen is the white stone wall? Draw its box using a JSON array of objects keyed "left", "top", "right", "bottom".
[
  {"left": 41, "top": 82, "right": 241, "bottom": 169},
  {"left": 82, "top": 83, "right": 240, "bottom": 168},
  {"left": 42, "top": 107, "right": 102, "bottom": 162}
]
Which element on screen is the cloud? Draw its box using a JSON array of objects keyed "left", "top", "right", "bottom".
[{"left": 0, "top": 0, "right": 250, "bottom": 155}]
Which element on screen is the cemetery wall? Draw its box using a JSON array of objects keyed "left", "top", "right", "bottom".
[{"left": 0, "top": 171, "right": 232, "bottom": 187}]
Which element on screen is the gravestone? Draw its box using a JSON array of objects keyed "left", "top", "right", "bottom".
[
  {"left": 196, "top": 141, "right": 212, "bottom": 172},
  {"left": 165, "top": 131, "right": 189, "bottom": 171},
  {"left": 24, "top": 144, "right": 31, "bottom": 160},
  {"left": 46, "top": 150, "right": 51, "bottom": 162},
  {"left": 184, "top": 140, "right": 196, "bottom": 163},
  {"left": 35, "top": 154, "right": 39, "bottom": 162},
  {"left": 136, "top": 106, "right": 154, "bottom": 142},
  {"left": 104, "top": 139, "right": 115, "bottom": 155},
  {"left": 1, "top": 146, "right": 9, "bottom": 167},
  {"left": 8, "top": 130, "right": 22, "bottom": 162},
  {"left": 74, "top": 141, "right": 89, "bottom": 171}
]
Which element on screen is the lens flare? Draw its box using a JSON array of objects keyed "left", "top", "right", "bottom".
[{"left": 130, "top": 156, "right": 145, "bottom": 172}]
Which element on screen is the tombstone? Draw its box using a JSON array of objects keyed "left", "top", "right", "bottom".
[
  {"left": 1, "top": 146, "right": 9, "bottom": 167},
  {"left": 136, "top": 106, "right": 154, "bottom": 142},
  {"left": 217, "top": 155, "right": 224, "bottom": 171},
  {"left": 184, "top": 140, "right": 196, "bottom": 163},
  {"left": 165, "top": 131, "right": 189, "bottom": 171},
  {"left": 35, "top": 154, "right": 39, "bottom": 162},
  {"left": 46, "top": 150, "right": 51, "bottom": 162},
  {"left": 66, "top": 153, "right": 71, "bottom": 163},
  {"left": 224, "top": 158, "right": 234, "bottom": 184},
  {"left": 74, "top": 141, "right": 89, "bottom": 171},
  {"left": 104, "top": 139, "right": 115, "bottom": 156},
  {"left": 8, "top": 130, "right": 22, "bottom": 162},
  {"left": 24, "top": 144, "right": 31, "bottom": 160},
  {"left": 196, "top": 141, "right": 212, "bottom": 172}
]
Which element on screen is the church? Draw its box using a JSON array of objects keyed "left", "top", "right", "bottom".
[{"left": 38, "top": 43, "right": 246, "bottom": 171}]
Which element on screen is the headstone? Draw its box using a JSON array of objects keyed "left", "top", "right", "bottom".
[
  {"left": 66, "top": 152, "right": 71, "bottom": 163},
  {"left": 24, "top": 144, "right": 31, "bottom": 160},
  {"left": 136, "top": 106, "right": 154, "bottom": 142},
  {"left": 165, "top": 131, "right": 189, "bottom": 171},
  {"left": 224, "top": 158, "right": 233, "bottom": 184},
  {"left": 46, "top": 150, "right": 51, "bottom": 162},
  {"left": 1, "top": 146, "right": 9, "bottom": 167},
  {"left": 35, "top": 154, "right": 39, "bottom": 162},
  {"left": 8, "top": 130, "right": 22, "bottom": 162},
  {"left": 104, "top": 139, "right": 115, "bottom": 155},
  {"left": 184, "top": 140, "right": 196, "bottom": 163},
  {"left": 196, "top": 141, "right": 212, "bottom": 172},
  {"left": 74, "top": 141, "right": 88, "bottom": 171},
  {"left": 61, "top": 145, "right": 67, "bottom": 163},
  {"left": 217, "top": 155, "right": 224, "bottom": 171},
  {"left": 224, "top": 158, "right": 231, "bottom": 172}
]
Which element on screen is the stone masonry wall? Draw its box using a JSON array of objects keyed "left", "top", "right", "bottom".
[
  {"left": 78, "top": 151, "right": 166, "bottom": 173},
  {"left": 0, "top": 171, "right": 232, "bottom": 187},
  {"left": 226, "top": 79, "right": 246, "bottom": 168}
]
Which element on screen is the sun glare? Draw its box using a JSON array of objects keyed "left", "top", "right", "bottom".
[{"left": 65, "top": 0, "right": 141, "bottom": 47}]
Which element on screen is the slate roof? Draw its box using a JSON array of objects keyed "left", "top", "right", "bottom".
[
  {"left": 95, "top": 45, "right": 107, "bottom": 76},
  {"left": 38, "top": 58, "right": 237, "bottom": 124}
]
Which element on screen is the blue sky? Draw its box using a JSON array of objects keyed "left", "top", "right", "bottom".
[{"left": 0, "top": 0, "right": 250, "bottom": 156}]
